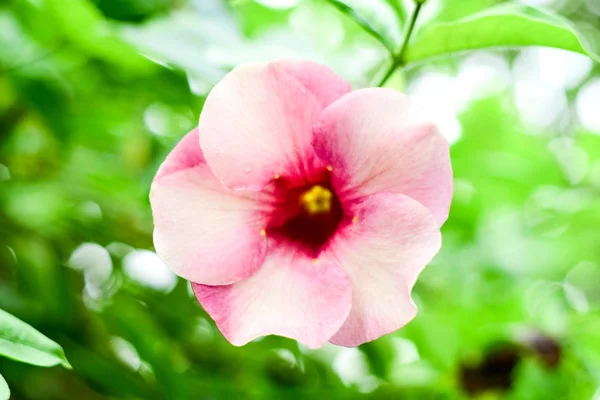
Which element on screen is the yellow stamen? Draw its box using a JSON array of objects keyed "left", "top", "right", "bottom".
[
  {"left": 312, "top": 258, "right": 319, "bottom": 264},
  {"left": 300, "top": 185, "right": 333, "bottom": 215},
  {"left": 326, "top": 165, "right": 333, "bottom": 172},
  {"left": 260, "top": 229, "right": 267, "bottom": 237},
  {"left": 352, "top": 216, "right": 358, "bottom": 224},
  {"left": 274, "top": 173, "right": 280, "bottom": 179}
]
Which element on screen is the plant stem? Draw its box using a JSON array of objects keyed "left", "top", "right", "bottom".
[{"left": 377, "top": 1, "right": 424, "bottom": 87}]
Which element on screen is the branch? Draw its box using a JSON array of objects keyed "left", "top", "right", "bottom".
[{"left": 377, "top": 1, "right": 424, "bottom": 87}]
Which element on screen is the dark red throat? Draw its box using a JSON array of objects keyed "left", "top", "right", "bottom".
[{"left": 265, "top": 169, "right": 345, "bottom": 257}]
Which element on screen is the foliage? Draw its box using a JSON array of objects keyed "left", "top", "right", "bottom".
[
  {"left": 0, "top": 308, "right": 71, "bottom": 369},
  {"left": 1, "top": 0, "right": 600, "bottom": 399},
  {"left": 405, "top": 3, "right": 600, "bottom": 64},
  {"left": 0, "top": 308, "right": 71, "bottom": 400},
  {"left": 0, "top": 374, "right": 8, "bottom": 400}
]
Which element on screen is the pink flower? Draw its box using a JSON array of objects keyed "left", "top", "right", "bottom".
[{"left": 150, "top": 60, "right": 452, "bottom": 348}]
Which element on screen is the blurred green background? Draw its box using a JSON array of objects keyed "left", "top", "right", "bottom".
[{"left": 1, "top": 0, "right": 600, "bottom": 399}]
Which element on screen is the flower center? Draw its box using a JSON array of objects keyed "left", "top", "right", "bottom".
[
  {"left": 265, "top": 171, "right": 344, "bottom": 257},
  {"left": 300, "top": 185, "right": 333, "bottom": 215}
]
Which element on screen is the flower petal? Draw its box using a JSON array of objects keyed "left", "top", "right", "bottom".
[
  {"left": 193, "top": 246, "right": 352, "bottom": 348},
  {"left": 150, "top": 129, "right": 267, "bottom": 285},
  {"left": 322, "top": 193, "right": 442, "bottom": 347},
  {"left": 199, "top": 60, "right": 351, "bottom": 191},
  {"left": 274, "top": 59, "right": 352, "bottom": 107},
  {"left": 313, "top": 88, "right": 453, "bottom": 226}
]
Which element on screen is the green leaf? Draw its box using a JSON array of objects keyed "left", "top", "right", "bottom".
[
  {"left": 0, "top": 308, "right": 71, "bottom": 369},
  {"left": 430, "top": 0, "right": 503, "bottom": 24},
  {"left": 0, "top": 374, "right": 9, "bottom": 400},
  {"left": 404, "top": 4, "right": 600, "bottom": 64}
]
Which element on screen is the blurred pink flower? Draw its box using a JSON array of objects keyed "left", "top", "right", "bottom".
[{"left": 150, "top": 60, "right": 452, "bottom": 348}]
